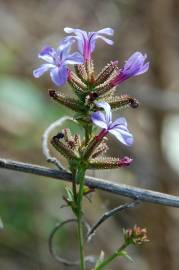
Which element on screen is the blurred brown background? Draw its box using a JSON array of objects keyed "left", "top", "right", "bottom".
[{"left": 0, "top": 0, "right": 179, "bottom": 269}]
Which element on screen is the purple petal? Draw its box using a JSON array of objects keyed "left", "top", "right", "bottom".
[
  {"left": 63, "top": 36, "right": 75, "bottom": 42},
  {"left": 109, "top": 117, "right": 128, "bottom": 129},
  {"left": 74, "top": 32, "right": 88, "bottom": 55},
  {"left": 95, "top": 102, "right": 112, "bottom": 126},
  {"left": 64, "top": 27, "right": 87, "bottom": 38},
  {"left": 135, "top": 62, "right": 150, "bottom": 75},
  {"left": 124, "top": 52, "right": 145, "bottom": 68},
  {"left": 64, "top": 27, "right": 76, "bottom": 33},
  {"left": 64, "top": 52, "right": 84, "bottom": 65},
  {"left": 91, "top": 111, "right": 107, "bottom": 129},
  {"left": 89, "top": 31, "right": 113, "bottom": 54},
  {"left": 64, "top": 27, "right": 114, "bottom": 60},
  {"left": 57, "top": 40, "right": 72, "bottom": 61},
  {"left": 77, "top": 39, "right": 85, "bottom": 55},
  {"left": 123, "top": 52, "right": 149, "bottom": 77},
  {"left": 97, "top": 28, "right": 114, "bottom": 36},
  {"left": 90, "top": 28, "right": 114, "bottom": 52},
  {"left": 87, "top": 32, "right": 97, "bottom": 53},
  {"left": 50, "top": 65, "right": 68, "bottom": 86},
  {"left": 64, "top": 27, "right": 88, "bottom": 43},
  {"left": 63, "top": 36, "right": 77, "bottom": 49},
  {"left": 109, "top": 128, "right": 134, "bottom": 146},
  {"left": 96, "top": 35, "right": 114, "bottom": 45},
  {"left": 38, "top": 46, "right": 55, "bottom": 63},
  {"left": 33, "top": 63, "right": 54, "bottom": 78},
  {"left": 64, "top": 29, "right": 86, "bottom": 55}
]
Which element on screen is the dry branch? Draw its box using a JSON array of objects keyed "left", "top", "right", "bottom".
[{"left": 0, "top": 158, "right": 179, "bottom": 208}]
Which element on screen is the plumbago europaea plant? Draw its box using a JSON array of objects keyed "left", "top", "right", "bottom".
[{"left": 33, "top": 27, "right": 149, "bottom": 270}]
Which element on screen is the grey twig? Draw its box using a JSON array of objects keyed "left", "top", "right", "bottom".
[
  {"left": 87, "top": 199, "right": 140, "bottom": 241},
  {"left": 1, "top": 158, "right": 179, "bottom": 208},
  {"left": 48, "top": 218, "right": 96, "bottom": 266},
  {"left": 48, "top": 219, "right": 80, "bottom": 265},
  {"left": 41, "top": 116, "right": 75, "bottom": 171}
]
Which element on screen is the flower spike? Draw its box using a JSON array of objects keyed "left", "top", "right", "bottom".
[
  {"left": 111, "top": 52, "right": 149, "bottom": 86},
  {"left": 91, "top": 101, "right": 133, "bottom": 146},
  {"left": 89, "top": 156, "right": 133, "bottom": 169},
  {"left": 33, "top": 39, "right": 83, "bottom": 86},
  {"left": 64, "top": 27, "right": 114, "bottom": 60}
]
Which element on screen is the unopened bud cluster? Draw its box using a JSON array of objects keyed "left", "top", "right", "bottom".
[
  {"left": 51, "top": 129, "right": 132, "bottom": 171},
  {"left": 123, "top": 225, "right": 149, "bottom": 245},
  {"left": 50, "top": 60, "right": 139, "bottom": 119}
]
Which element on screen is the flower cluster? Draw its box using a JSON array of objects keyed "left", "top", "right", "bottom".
[
  {"left": 33, "top": 27, "right": 149, "bottom": 170},
  {"left": 123, "top": 225, "right": 149, "bottom": 245},
  {"left": 33, "top": 27, "right": 150, "bottom": 270},
  {"left": 33, "top": 27, "right": 149, "bottom": 88}
]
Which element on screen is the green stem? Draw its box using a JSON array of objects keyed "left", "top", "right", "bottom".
[
  {"left": 77, "top": 214, "right": 85, "bottom": 270},
  {"left": 73, "top": 124, "right": 92, "bottom": 270},
  {"left": 72, "top": 169, "right": 77, "bottom": 204},
  {"left": 75, "top": 166, "right": 86, "bottom": 270},
  {"left": 95, "top": 243, "right": 128, "bottom": 270},
  {"left": 84, "top": 123, "right": 92, "bottom": 145}
]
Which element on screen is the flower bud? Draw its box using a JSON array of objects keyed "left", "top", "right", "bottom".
[
  {"left": 88, "top": 156, "right": 133, "bottom": 169},
  {"left": 95, "top": 61, "right": 119, "bottom": 86},
  {"left": 85, "top": 59, "right": 95, "bottom": 82},
  {"left": 91, "top": 140, "right": 109, "bottom": 158},
  {"left": 49, "top": 90, "right": 82, "bottom": 112},
  {"left": 94, "top": 82, "right": 114, "bottom": 97},
  {"left": 123, "top": 225, "right": 149, "bottom": 245},
  {"left": 51, "top": 135, "right": 78, "bottom": 160},
  {"left": 68, "top": 71, "right": 87, "bottom": 98},
  {"left": 83, "top": 130, "right": 108, "bottom": 160},
  {"left": 104, "top": 95, "right": 139, "bottom": 111},
  {"left": 75, "top": 64, "right": 88, "bottom": 81}
]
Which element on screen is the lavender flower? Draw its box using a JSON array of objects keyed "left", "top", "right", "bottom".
[
  {"left": 33, "top": 40, "right": 84, "bottom": 86},
  {"left": 111, "top": 52, "right": 149, "bottom": 86},
  {"left": 91, "top": 101, "right": 133, "bottom": 146},
  {"left": 64, "top": 27, "right": 114, "bottom": 60}
]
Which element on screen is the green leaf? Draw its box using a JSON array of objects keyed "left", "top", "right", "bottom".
[
  {"left": 65, "top": 186, "right": 74, "bottom": 202},
  {"left": 95, "top": 250, "right": 105, "bottom": 268},
  {"left": 83, "top": 186, "right": 91, "bottom": 194},
  {"left": 119, "top": 251, "right": 134, "bottom": 262}
]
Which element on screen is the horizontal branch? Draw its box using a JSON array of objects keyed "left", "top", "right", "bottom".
[{"left": 0, "top": 158, "right": 179, "bottom": 208}]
